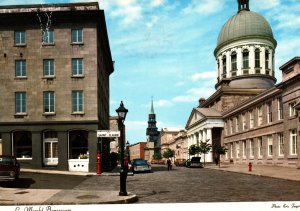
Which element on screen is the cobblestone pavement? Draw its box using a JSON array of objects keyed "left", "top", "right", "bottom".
[{"left": 74, "top": 165, "right": 300, "bottom": 203}]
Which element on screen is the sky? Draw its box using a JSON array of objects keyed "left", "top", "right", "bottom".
[{"left": 1, "top": 0, "right": 299, "bottom": 144}]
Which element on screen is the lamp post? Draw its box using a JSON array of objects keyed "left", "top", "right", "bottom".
[{"left": 116, "top": 101, "right": 128, "bottom": 196}]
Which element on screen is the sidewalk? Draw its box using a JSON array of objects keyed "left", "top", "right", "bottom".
[
  {"left": 0, "top": 168, "right": 137, "bottom": 205},
  {"left": 205, "top": 163, "right": 300, "bottom": 182}
]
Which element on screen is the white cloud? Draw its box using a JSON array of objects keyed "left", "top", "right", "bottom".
[
  {"left": 155, "top": 99, "right": 173, "bottom": 107},
  {"left": 173, "top": 87, "right": 215, "bottom": 103},
  {"left": 146, "top": 15, "right": 159, "bottom": 28},
  {"left": 183, "top": 0, "right": 225, "bottom": 15},
  {"left": 191, "top": 71, "right": 216, "bottom": 81},
  {"left": 151, "top": 0, "right": 165, "bottom": 7},
  {"left": 252, "top": 0, "right": 280, "bottom": 10},
  {"left": 274, "top": 13, "right": 300, "bottom": 30}
]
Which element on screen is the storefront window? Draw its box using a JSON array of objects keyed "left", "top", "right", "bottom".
[
  {"left": 69, "top": 130, "right": 88, "bottom": 159},
  {"left": 13, "top": 131, "right": 32, "bottom": 158}
]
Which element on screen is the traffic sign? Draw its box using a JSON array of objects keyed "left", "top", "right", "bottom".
[{"left": 97, "top": 130, "right": 120, "bottom": 138}]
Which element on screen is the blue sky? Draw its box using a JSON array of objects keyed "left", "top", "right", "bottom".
[{"left": 1, "top": 0, "right": 300, "bottom": 144}]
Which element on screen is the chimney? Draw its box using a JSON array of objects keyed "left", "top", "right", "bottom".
[{"left": 199, "top": 97, "right": 206, "bottom": 107}]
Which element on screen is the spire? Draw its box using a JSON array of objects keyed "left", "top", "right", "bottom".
[
  {"left": 150, "top": 97, "right": 155, "bottom": 114},
  {"left": 237, "top": 0, "right": 250, "bottom": 12}
]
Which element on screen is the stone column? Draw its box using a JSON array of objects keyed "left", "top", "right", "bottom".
[
  {"left": 249, "top": 46, "right": 255, "bottom": 74},
  {"left": 262, "top": 47, "right": 266, "bottom": 73},
  {"left": 237, "top": 47, "right": 242, "bottom": 75},
  {"left": 206, "top": 128, "right": 213, "bottom": 163}
]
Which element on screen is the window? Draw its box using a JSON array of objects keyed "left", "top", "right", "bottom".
[
  {"left": 43, "top": 59, "right": 55, "bottom": 77},
  {"left": 268, "top": 135, "right": 273, "bottom": 156},
  {"left": 258, "top": 106, "right": 263, "bottom": 126},
  {"left": 15, "top": 60, "right": 26, "bottom": 77},
  {"left": 72, "top": 91, "right": 84, "bottom": 113},
  {"left": 267, "top": 102, "right": 272, "bottom": 123},
  {"left": 255, "top": 48, "right": 260, "bottom": 68},
  {"left": 231, "top": 52, "right": 237, "bottom": 72},
  {"left": 278, "top": 133, "right": 284, "bottom": 156},
  {"left": 249, "top": 110, "right": 254, "bottom": 129},
  {"left": 235, "top": 117, "right": 239, "bottom": 133},
  {"left": 222, "top": 55, "right": 227, "bottom": 76},
  {"left": 69, "top": 130, "right": 88, "bottom": 159},
  {"left": 236, "top": 142, "right": 240, "bottom": 158},
  {"left": 265, "top": 49, "right": 269, "bottom": 70},
  {"left": 278, "top": 97, "right": 283, "bottom": 120},
  {"left": 250, "top": 139, "right": 254, "bottom": 157},
  {"left": 242, "top": 113, "right": 246, "bottom": 130},
  {"left": 15, "top": 92, "right": 26, "bottom": 114},
  {"left": 15, "top": 31, "right": 26, "bottom": 45},
  {"left": 72, "top": 58, "right": 84, "bottom": 76},
  {"left": 13, "top": 131, "right": 32, "bottom": 158},
  {"left": 71, "top": 29, "right": 83, "bottom": 43},
  {"left": 242, "top": 141, "right": 246, "bottom": 158},
  {"left": 290, "top": 129, "right": 297, "bottom": 155},
  {"left": 43, "top": 91, "right": 55, "bottom": 113},
  {"left": 258, "top": 137, "right": 263, "bottom": 157},
  {"left": 42, "top": 30, "right": 54, "bottom": 44},
  {"left": 289, "top": 102, "right": 297, "bottom": 116},
  {"left": 230, "top": 143, "right": 233, "bottom": 159},
  {"left": 243, "top": 50, "right": 249, "bottom": 69}
]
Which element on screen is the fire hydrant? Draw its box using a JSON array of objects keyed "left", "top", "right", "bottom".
[
  {"left": 97, "top": 151, "right": 101, "bottom": 175},
  {"left": 248, "top": 162, "right": 252, "bottom": 172}
]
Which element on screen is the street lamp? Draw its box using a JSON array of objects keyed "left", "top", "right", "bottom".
[{"left": 116, "top": 101, "right": 128, "bottom": 196}]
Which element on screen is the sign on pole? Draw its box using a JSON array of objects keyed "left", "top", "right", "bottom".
[{"left": 97, "top": 130, "right": 120, "bottom": 138}]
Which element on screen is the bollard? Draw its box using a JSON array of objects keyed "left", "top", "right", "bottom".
[
  {"left": 248, "top": 162, "right": 252, "bottom": 172},
  {"left": 97, "top": 151, "right": 101, "bottom": 175}
]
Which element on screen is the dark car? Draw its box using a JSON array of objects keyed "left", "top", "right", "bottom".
[
  {"left": 186, "top": 157, "right": 203, "bottom": 168},
  {"left": 132, "top": 159, "right": 151, "bottom": 173},
  {"left": 0, "top": 155, "right": 20, "bottom": 181}
]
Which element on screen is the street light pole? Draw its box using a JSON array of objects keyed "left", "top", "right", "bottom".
[{"left": 116, "top": 101, "right": 128, "bottom": 196}]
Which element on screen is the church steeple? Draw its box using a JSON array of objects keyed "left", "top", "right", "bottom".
[
  {"left": 150, "top": 97, "right": 155, "bottom": 114},
  {"left": 237, "top": 0, "right": 250, "bottom": 12}
]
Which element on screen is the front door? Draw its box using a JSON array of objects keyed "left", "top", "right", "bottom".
[{"left": 43, "top": 138, "right": 58, "bottom": 166}]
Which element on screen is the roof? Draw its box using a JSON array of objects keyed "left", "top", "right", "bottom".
[
  {"left": 215, "top": 10, "right": 276, "bottom": 53},
  {"left": 195, "top": 108, "right": 222, "bottom": 117},
  {"left": 279, "top": 57, "right": 300, "bottom": 71}
]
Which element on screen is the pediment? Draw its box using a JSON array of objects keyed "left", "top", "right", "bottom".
[{"left": 185, "top": 108, "right": 205, "bottom": 129}]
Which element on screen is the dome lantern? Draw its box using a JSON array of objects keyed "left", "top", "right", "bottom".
[{"left": 238, "top": 0, "right": 250, "bottom": 12}]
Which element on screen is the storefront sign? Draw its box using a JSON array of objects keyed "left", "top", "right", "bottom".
[{"left": 97, "top": 130, "right": 120, "bottom": 138}]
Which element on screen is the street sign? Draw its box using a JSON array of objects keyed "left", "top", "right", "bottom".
[{"left": 97, "top": 130, "right": 120, "bottom": 138}]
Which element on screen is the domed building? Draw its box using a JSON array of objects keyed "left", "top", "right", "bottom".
[
  {"left": 186, "top": 0, "right": 300, "bottom": 168},
  {"left": 215, "top": 0, "right": 277, "bottom": 90}
]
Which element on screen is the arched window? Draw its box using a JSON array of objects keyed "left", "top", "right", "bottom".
[
  {"left": 255, "top": 48, "right": 260, "bottom": 68},
  {"left": 265, "top": 50, "right": 269, "bottom": 70},
  {"left": 13, "top": 131, "right": 32, "bottom": 158},
  {"left": 231, "top": 52, "right": 237, "bottom": 72},
  {"left": 222, "top": 55, "right": 227, "bottom": 77},
  {"left": 242, "top": 49, "right": 249, "bottom": 69},
  {"left": 69, "top": 130, "right": 88, "bottom": 159}
]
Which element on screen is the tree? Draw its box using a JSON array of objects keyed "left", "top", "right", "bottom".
[
  {"left": 199, "top": 140, "right": 212, "bottom": 166},
  {"left": 153, "top": 152, "right": 162, "bottom": 160},
  {"left": 188, "top": 144, "right": 201, "bottom": 158},
  {"left": 213, "top": 144, "right": 228, "bottom": 168},
  {"left": 162, "top": 148, "right": 175, "bottom": 159}
]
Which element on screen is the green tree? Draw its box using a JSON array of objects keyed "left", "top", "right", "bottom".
[
  {"left": 213, "top": 144, "right": 228, "bottom": 168},
  {"left": 199, "top": 140, "right": 212, "bottom": 166},
  {"left": 153, "top": 152, "right": 162, "bottom": 160},
  {"left": 188, "top": 144, "right": 201, "bottom": 157},
  {"left": 162, "top": 148, "right": 175, "bottom": 159}
]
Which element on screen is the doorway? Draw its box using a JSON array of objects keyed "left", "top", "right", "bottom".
[{"left": 43, "top": 131, "right": 58, "bottom": 166}]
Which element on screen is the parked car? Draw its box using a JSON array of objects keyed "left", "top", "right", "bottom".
[
  {"left": 186, "top": 157, "right": 203, "bottom": 168},
  {"left": 174, "top": 159, "right": 186, "bottom": 166},
  {"left": 0, "top": 155, "right": 20, "bottom": 181},
  {"left": 132, "top": 159, "right": 152, "bottom": 173}
]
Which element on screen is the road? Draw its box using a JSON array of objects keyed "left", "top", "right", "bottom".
[
  {"left": 75, "top": 165, "right": 300, "bottom": 203},
  {"left": 1, "top": 165, "right": 300, "bottom": 203}
]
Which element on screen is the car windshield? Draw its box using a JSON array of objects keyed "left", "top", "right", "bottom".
[
  {"left": 0, "top": 157, "right": 15, "bottom": 165},
  {"left": 133, "top": 160, "right": 148, "bottom": 165}
]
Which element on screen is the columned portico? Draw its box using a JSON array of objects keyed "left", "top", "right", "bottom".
[{"left": 185, "top": 108, "right": 224, "bottom": 163}]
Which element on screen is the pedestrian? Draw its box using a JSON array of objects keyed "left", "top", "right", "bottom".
[{"left": 167, "top": 158, "right": 172, "bottom": 171}]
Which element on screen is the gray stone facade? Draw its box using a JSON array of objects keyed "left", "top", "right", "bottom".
[{"left": 0, "top": 3, "right": 114, "bottom": 172}]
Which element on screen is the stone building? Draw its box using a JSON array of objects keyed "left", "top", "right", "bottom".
[
  {"left": 0, "top": 3, "right": 114, "bottom": 172},
  {"left": 186, "top": 0, "right": 299, "bottom": 168},
  {"left": 109, "top": 116, "right": 121, "bottom": 153}
]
